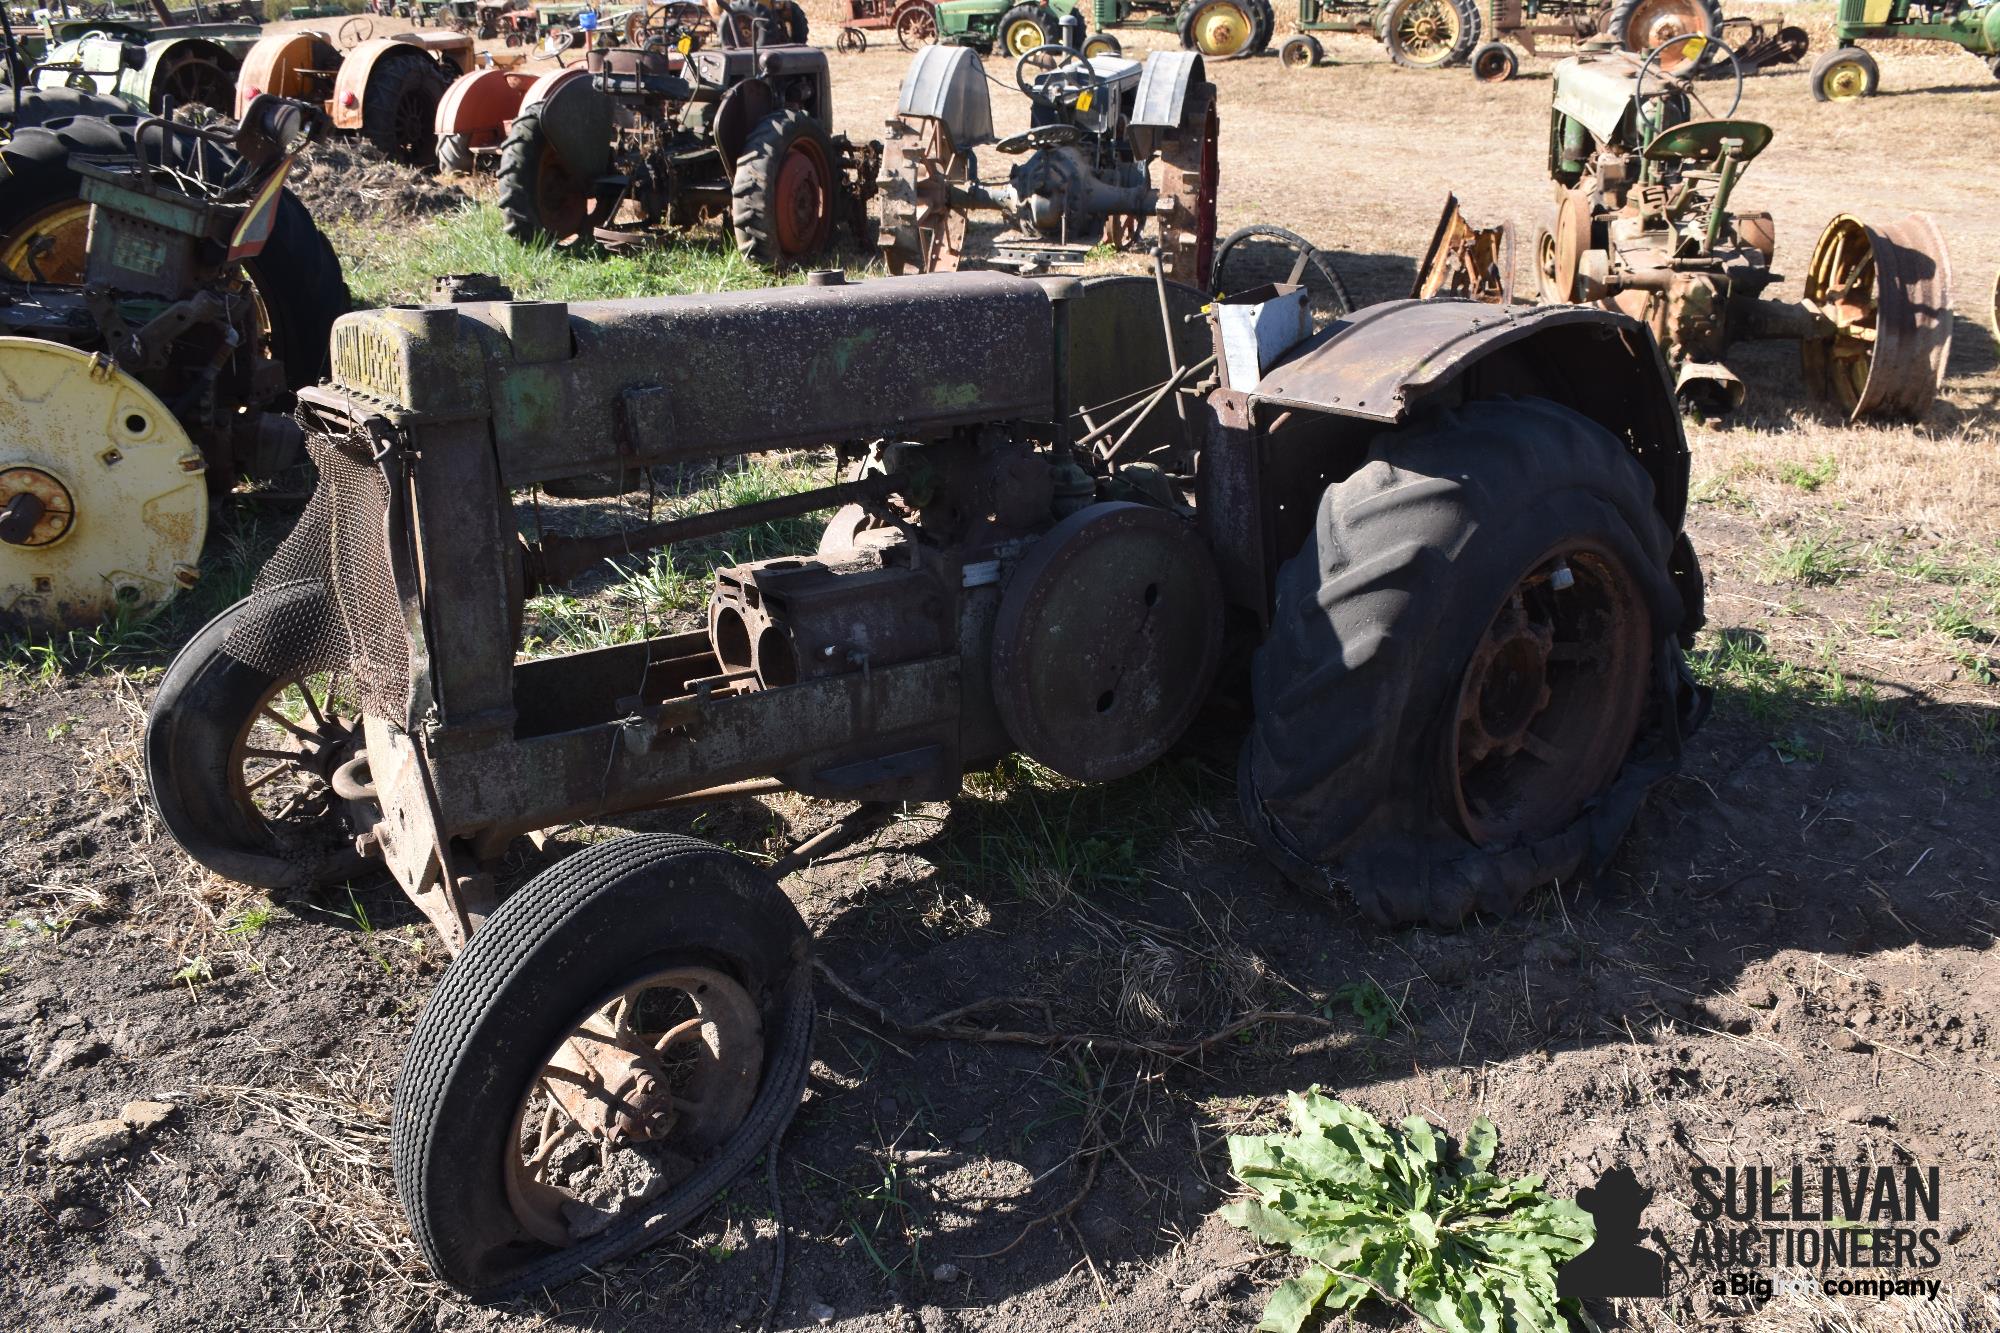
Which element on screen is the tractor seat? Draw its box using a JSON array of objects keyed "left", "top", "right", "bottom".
[{"left": 1643, "top": 118, "right": 1774, "bottom": 165}]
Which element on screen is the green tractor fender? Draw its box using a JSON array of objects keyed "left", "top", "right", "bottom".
[{"left": 133, "top": 37, "right": 244, "bottom": 114}]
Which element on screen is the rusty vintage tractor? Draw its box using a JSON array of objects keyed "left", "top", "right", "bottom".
[
  {"left": 145, "top": 255, "right": 1709, "bottom": 1294},
  {"left": 232, "top": 28, "right": 473, "bottom": 166},
  {"left": 876, "top": 41, "right": 1217, "bottom": 285},
  {"left": 494, "top": 8, "right": 877, "bottom": 265},
  {"left": 1534, "top": 37, "right": 1951, "bottom": 417},
  {"left": 0, "top": 91, "right": 347, "bottom": 629}
]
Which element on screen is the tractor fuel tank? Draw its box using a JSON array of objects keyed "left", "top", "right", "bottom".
[{"left": 321, "top": 271, "right": 1057, "bottom": 487}]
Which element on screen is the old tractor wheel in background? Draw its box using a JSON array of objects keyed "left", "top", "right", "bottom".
[
  {"left": 1083, "top": 32, "right": 1123, "bottom": 57},
  {"left": 1550, "top": 185, "right": 1593, "bottom": 303},
  {"left": 144, "top": 594, "right": 371, "bottom": 889},
  {"left": 1280, "top": 33, "right": 1323, "bottom": 67},
  {"left": 1801, "top": 213, "right": 1952, "bottom": 422},
  {"left": 991, "top": 503, "right": 1224, "bottom": 783},
  {"left": 876, "top": 115, "right": 970, "bottom": 274},
  {"left": 1154, "top": 80, "right": 1219, "bottom": 288},
  {"left": 895, "top": 1, "right": 939, "bottom": 49},
  {"left": 1240, "top": 397, "right": 1689, "bottom": 927},
  {"left": 362, "top": 54, "right": 450, "bottom": 165},
  {"left": 1532, "top": 217, "right": 1560, "bottom": 301},
  {"left": 1383, "top": 0, "right": 1479, "bottom": 70},
  {"left": 392, "top": 834, "right": 814, "bottom": 1300},
  {"left": 1606, "top": 0, "right": 1720, "bottom": 70},
  {"left": 1213, "top": 223, "right": 1355, "bottom": 328},
  {"left": 0, "top": 115, "right": 348, "bottom": 388},
  {"left": 731, "top": 110, "right": 838, "bottom": 267},
  {"left": 437, "top": 131, "right": 473, "bottom": 174},
  {"left": 836, "top": 25, "right": 866, "bottom": 52},
  {"left": 498, "top": 108, "right": 593, "bottom": 244},
  {"left": 1810, "top": 46, "right": 1878, "bottom": 101},
  {"left": 0, "top": 339, "right": 207, "bottom": 630},
  {"left": 1247, "top": 0, "right": 1277, "bottom": 50},
  {"left": 1178, "top": 0, "right": 1259, "bottom": 60},
  {"left": 1471, "top": 39, "right": 1518, "bottom": 81},
  {"left": 1000, "top": 4, "right": 1059, "bottom": 58},
  {"left": 152, "top": 50, "right": 236, "bottom": 116}
]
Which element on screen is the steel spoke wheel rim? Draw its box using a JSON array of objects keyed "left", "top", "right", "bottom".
[
  {"left": 227, "top": 672, "right": 360, "bottom": 832},
  {"left": 505, "top": 966, "right": 763, "bottom": 1247},
  {"left": 1396, "top": 0, "right": 1459, "bottom": 64},
  {"left": 1444, "top": 540, "right": 1649, "bottom": 845}
]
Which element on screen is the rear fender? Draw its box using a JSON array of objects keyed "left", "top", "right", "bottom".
[
  {"left": 234, "top": 31, "right": 339, "bottom": 119},
  {"left": 333, "top": 36, "right": 458, "bottom": 130},
  {"left": 433, "top": 65, "right": 540, "bottom": 140},
  {"left": 1200, "top": 302, "right": 1692, "bottom": 625},
  {"left": 533, "top": 73, "right": 614, "bottom": 180},
  {"left": 136, "top": 37, "right": 237, "bottom": 110},
  {"left": 895, "top": 43, "right": 993, "bottom": 145}
]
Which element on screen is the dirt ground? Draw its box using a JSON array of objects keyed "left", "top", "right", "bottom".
[{"left": 4, "top": 10, "right": 2000, "bottom": 1333}]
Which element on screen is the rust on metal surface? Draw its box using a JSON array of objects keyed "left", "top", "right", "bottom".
[{"left": 1800, "top": 213, "right": 1954, "bottom": 422}]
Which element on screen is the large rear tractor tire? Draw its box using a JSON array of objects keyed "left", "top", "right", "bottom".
[
  {"left": 497, "top": 107, "right": 593, "bottom": 244},
  {"left": 730, "top": 109, "right": 838, "bottom": 267},
  {"left": 1177, "top": 0, "right": 1261, "bottom": 60},
  {"left": 145, "top": 595, "right": 370, "bottom": 891},
  {"left": 1382, "top": 0, "right": 1480, "bottom": 69},
  {"left": 392, "top": 834, "right": 813, "bottom": 1299},
  {"left": 0, "top": 113, "right": 346, "bottom": 385},
  {"left": 1240, "top": 397, "right": 1701, "bottom": 926},
  {"left": 1605, "top": 0, "right": 1720, "bottom": 64},
  {"left": 362, "top": 53, "right": 450, "bottom": 165}
]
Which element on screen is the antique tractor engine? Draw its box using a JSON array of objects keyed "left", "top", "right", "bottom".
[
  {"left": 876, "top": 41, "right": 1217, "bottom": 285},
  {"left": 494, "top": 8, "right": 878, "bottom": 266},
  {"left": 0, "top": 93, "right": 347, "bottom": 628},
  {"left": 1534, "top": 36, "right": 1950, "bottom": 418}
]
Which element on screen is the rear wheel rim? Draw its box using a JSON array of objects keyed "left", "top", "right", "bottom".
[
  {"left": 1805, "top": 217, "right": 1877, "bottom": 413},
  {"left": 1622, "top": 0, "right": 1709, "bottom": 59},
  {"left": 1394, "top": 0, "right": 1460, "bottom": 65},
  {"left": 1444, "top": 540, "right": 1649, "bottom": 846},
  {"left": 896, "top": 7, "right": 936, "bottom": 47},
  {"left": 773, "top": 136, "right": 832, "bottom": 257},
  {"left": 0, "top": 201, "right": 91, "bottom": 283},
  {"left": 1004, "top": 17, "right": 1045, "bottom": 56},
  {"left": 395, "top": 88, "right": 436, "bottom": 160},
  {"left": 1822, "top": 60, "right": 1868, "bottom": 100},
  {"left": 1191, "top": 1, "right": 1251, "bottom": 55},
  {"left": 505, "top": 966, "right": 763, "bottom": 1247}
]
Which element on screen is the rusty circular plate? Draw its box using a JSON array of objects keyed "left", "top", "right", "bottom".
[
  {"left": 1441, "top": 539, "right": 1650, "bottom": 846},
  {"left": 1801, "top": 213, "right": 1953, "bottom": 422},
  {"left": 991, "top": 503, "right": 1223, "bottom": 783},
  {"left": 1552, "top": 187, "right": 1593, "bottom": 305}
]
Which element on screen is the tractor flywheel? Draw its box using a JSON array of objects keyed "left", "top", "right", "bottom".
[
  {"left": 0, "top": 338, "right": 207, "bottom": 630},
  {"left": 1801, "top": 213, "right": 1952, "bottom": 422},
  {"left": 875, "top": 116, "right": 969, "bottom": 275}
]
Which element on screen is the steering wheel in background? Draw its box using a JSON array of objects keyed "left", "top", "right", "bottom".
[
  {"left": 1633, "top": 33, "right": 1744, "bottom": 124},
  {"left": 1013, "top": 41, "right": 1108, "bottom": 116},
  {"left": 338, "top": 15, "right": 375, "bottom": 45}
]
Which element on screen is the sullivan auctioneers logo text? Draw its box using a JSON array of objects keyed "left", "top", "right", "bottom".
[
  {"left": 1688, "top": 1164, "right": 1944, "bottom": 1301},
  {"left": 1556, "top": 1162, "right": 1948, "bottom": 1305}
]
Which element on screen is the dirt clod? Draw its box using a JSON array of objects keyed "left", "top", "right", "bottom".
[
  {"left": 49, "top": 1119, "right": 132, "bottom": 1163},
  {"left": 119, "top": 1100, "right": 175, "bottom": 1135}
]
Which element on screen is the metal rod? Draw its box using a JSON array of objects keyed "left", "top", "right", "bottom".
[
  {"left": 527, "top": 472, "right": 894, "bottom": 590},
  {"left": 1073, "top": 354, "right": 1215, "bottom": 454},
  {"left": 1151, "top": 251, "right": 1188, "bottom": 430}
]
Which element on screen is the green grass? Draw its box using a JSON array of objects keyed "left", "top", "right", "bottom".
[
  {"left": 517, "top": 454, "right": 833, "bottom": 658},
  {"left": 1777, "top": 454, "right": 1839, "bottom": 493},
  {"left": 329, "top": 205, "right": 776, "bottom": 309},
  {"left": 1764, "top": 528, "right": 1855, "bottom": 587}
]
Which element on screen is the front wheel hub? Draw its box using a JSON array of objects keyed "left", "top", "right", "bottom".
[{"left": 0, "top": 468, "right": 72, "bottom": 547}]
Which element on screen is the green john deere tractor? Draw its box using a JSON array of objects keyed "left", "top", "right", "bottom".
[
  {"left": 930, "top": 0, "right": 1277, "bottom": 62},
  {"left": 1809, "top": 0, "right": 2000, "bottom": 100}
]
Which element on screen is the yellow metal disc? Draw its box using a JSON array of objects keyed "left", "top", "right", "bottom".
[{"left": 0, "top": 337, "right": 207, "bottom": 629}]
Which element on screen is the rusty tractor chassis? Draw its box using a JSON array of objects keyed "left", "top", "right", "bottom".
[
  {"left": 208, "top": 272, "right": 1692, "bottom": 953},
  {"left": 152, "top": 268, "right": 1715, "bottom": 1297}
]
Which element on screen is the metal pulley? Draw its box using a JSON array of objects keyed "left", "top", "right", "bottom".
[{"left": 0, "top": 337, "right": 207, "bottom": 629}]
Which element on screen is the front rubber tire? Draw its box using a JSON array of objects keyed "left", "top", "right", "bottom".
[
  {"left": 1240, "top": 397, "right": 1700, "bottom": 926},
  {"left": 730, "top": 109, "right": 839, "bottom": 267},
  {"left": 497, "top": 107, "right": 591, "bottom": 243},
  {"left": 1810, "top": 46, "right": 1879, "bottom": 102},
  {"left": 144, "top": 595, "right": 368, "bottom": 890},
  {"left": 392, "top": 834, "right": 813, "bottom": 1299}
]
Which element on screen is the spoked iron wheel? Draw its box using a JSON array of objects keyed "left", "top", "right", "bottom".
[
  {"left": 895, "top": 2, "right": 937, "bottom": 49},
  {"left": 507, "top": 967, "right": 764, "bottom": 1246},
  {"left": 228, "top": 670, "right": 364, "bottom": 834},
  {"left": 155, "top": 55, "right": 235, "bottom": 115},
  {"left": 1443, "top": 540, "right": 1649, "bottom": 845},
  {"left": 1383, "top": 0, "right": 1471, "bottom": 69}
]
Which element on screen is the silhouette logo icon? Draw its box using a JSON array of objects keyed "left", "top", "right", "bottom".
[{"left": 1557, "top": 1166, "right": 1667, "bottom": 1299}]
